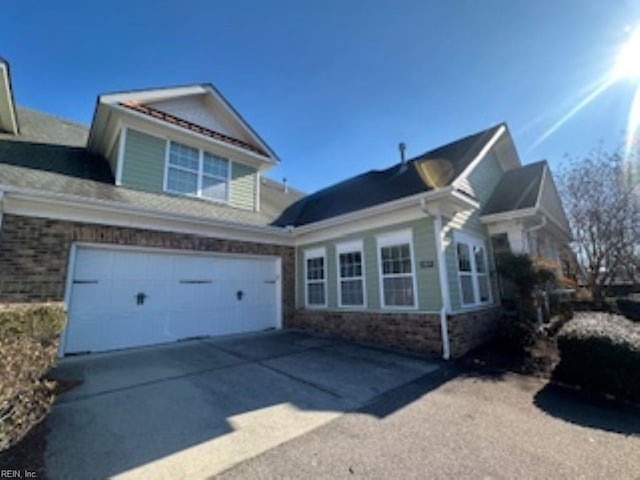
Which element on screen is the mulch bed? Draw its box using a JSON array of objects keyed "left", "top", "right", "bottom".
[
  {"left": 0, "top": 378, "right": 82, "bottom": 478},
  {"left": 458, "top": 335, "right": 560, "bottom": 379}
]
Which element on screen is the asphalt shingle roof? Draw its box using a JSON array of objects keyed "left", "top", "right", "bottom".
[
  {"left": 0, "top": 107, "right": 302, "bottom": 227},
  {"left": 273, "top": 124, "right": 504, "bottom": 227},
  {"left": 481, "top": 160, "right": 546, "bottom": 216}
]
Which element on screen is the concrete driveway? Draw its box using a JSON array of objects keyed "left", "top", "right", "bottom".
[{"left": 46, "top": 330, "right": 438, "bottom": 480}]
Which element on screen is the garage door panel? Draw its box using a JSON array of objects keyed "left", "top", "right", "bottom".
[{"left": 65, "top": 247, "right": 279, "bottom": 354}]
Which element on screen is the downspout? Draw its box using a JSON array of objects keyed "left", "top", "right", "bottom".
[
  {"left": 522, "top": 216, "right": 546, "bottom": 253},
  {"left": 421, "top": 198, "right": 451, "bottom": 360},
  {"left": 0, "top": 191, "right": 4, "bottom": 237}
]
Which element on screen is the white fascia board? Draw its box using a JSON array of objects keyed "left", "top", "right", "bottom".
[
  {"left": 479, "top": 207, "right": 538, "bottom": 224},
  {"left": 0, "top": 63, "right": 19, "bottom": 134},
  {"left": 99, "top": 85, "right": 208, "bottom": 105},
  {"left": 203, "top": 84, "right": 281, "bottom": 163},
  {"left": 0, "top": 186, "right": 294, "bottom": 246},
  {"left": 110, "top": 104, "right": 273, "bottom": 167},
  {"left": 293, "top": 187, "right": 478, "bottom": 246},
  {"left": 295, "top": 187, "right": 454, "bottom": 236},
  {"left": 452, "top": 125, "right": 506, "bottom": 189}
]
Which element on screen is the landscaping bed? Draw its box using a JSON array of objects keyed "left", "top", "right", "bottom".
[{"left": 0, "top": 303, "right": 67, "bottom": 474}]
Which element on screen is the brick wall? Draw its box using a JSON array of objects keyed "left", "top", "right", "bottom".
[
  {"left": 287, "top": 307, "right": 501, "bottom": 358},
  {"left": 0, "top": 214, "right": 295, "bottom": 318},
  {"left": 286, "top": 310, "right": 444, "bottom": 356},
  {"left": 447, "top": 307, "right": 501, "bottom": 358}
]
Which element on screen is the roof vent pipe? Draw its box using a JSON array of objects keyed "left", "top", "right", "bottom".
[
  {"left": 399, "top": 142, "right": 407, "bottom": 164},
  {"left": 283, "top": 177, "right": 288, "bottom": 193}
]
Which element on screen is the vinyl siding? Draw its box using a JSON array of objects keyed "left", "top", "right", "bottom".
[
  {"left": 230, "top": 162, "right": 257, "bottom": 210},
  {"left": 296, "top": 217, "right": 442, "bottom": 311},
  {"left": 121, "top": 128, "right": 257, "bottom": 210},
  {"left": 445, "top": 150, "right": 504, "bottom": 311},
  {"left": 121, "top": 129, "right": 166, "bottom": 192}
]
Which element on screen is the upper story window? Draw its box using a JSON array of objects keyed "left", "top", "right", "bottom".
[
  {"left": 165, "top": 141, "right": 230, "bottom": 202},
  {"left": 305, "top": 248, "right": 327, "bottom": 307},
  {"left": 336, "top": 240, "right": 365, "bottom": 308},
  {"left": 455, "top": 232, "right": 491, "bottom": 307},
  {"left": 377, "top": 230, "right": 417, "bottom": 309}
]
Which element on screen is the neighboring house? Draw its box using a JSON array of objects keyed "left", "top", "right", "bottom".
[{"left": 0, "top": 58, "right": 571, "bottom": 359}]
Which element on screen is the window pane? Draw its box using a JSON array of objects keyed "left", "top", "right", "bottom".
[
  {"left": 169, "top": 142, "right": 199, "bottom": 171},
  {"left": 478, "top": 275, "right": 490, "bottom": 302},
  {"left": 381, "top": 244, "right": 412, "bottom": 274},
  {"left": 339, "top": 251, "right": 362, "bottom": 278},
  {"left": 460, "top": 274, "right": 475, "bottom": 305},
  {"left": 457, "top": 243, "right": 471, "bottom": 272},
  {"left": 383, "top": 276, "right": 414, "bottom": 306},
  {"left": 167, "top": 167, "right": 198, "bottom": 194},
  {"left": 341, "top": 279, "right": 364, "bottom": 306},
  {"left": 202, "top": 175, "right": 227, "bottom": 201},
  {"left": 307, "top": 282, "right": 325, "bottom": 305},
  {"left": 474, "top": 245, "right": 487, "bottom": 273},
  {"left": 203, "top": 152, "right": 229, "bottom": 178},
  {"left": 306, "top": 257, "right": 324, "bottom": 280}
]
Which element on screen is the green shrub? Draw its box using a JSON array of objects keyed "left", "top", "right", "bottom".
[
  {"left": 616, "top": 298, "right": 640, "bottom": 322},
  {"left": 0, "top": 304, "right": 66, "bottom": 451},
  {"left": 554, "top": 313, "right": 640, "bottom": 403}
]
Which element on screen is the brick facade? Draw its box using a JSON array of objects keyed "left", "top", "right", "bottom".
[
  {"left": 446, "top": 307, "right": 501, "bottom": 358},
  {"left": 287, "top": 307, "right": 501, "bottom": 358},
  {"left": 0, "top": 214, "right": 295, "bottom": 319}
]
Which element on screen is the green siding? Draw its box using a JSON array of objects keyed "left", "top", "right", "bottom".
[
  {"left": 107, "top": 132, "right": 119, "bottom": 177},
  {"left": 230, "top": 162, "right": 256, "bottom": 210},
  {"left": 445, "top": 150, "right": 504, "bottom": 311},
  {"left": 296, "top": 217, "right": 442, "bottom": 312},
  {"left": 121, "top": 129, "right": 166, "bottom": 192},
  {"left": 121, "top": 128, "right": 257, "bottom": 210}
]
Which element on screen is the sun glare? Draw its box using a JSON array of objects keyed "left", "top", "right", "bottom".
[{"left": 613, "top": 27, "right": 640, "bottom": 81}]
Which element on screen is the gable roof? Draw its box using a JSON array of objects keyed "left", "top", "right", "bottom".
[
  {"left": 88, "top": 84, "right": 279, "bottom": 166},
  {"left": 274, "top": 123, "right": 504, "bottom": 227},
  {"left": 0, "top": 107, "right": 302, "bottom": 227},
  {"left": 481, "top": 160, "right": 546, "bottom": 216}
]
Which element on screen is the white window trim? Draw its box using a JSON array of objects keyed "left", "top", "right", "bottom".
[
  {"left": 376, "top": 229, "right": 418, "bottom": 310},
  {"left": 336, "top": 240, "right": 366, "bottom": 308},
  {"left": 304, "top": 247, "right": 327, "bottom": 308},
  {"left": 454, "top": 231, "right": 492, "bottom": 308},
  {"left": 163, "top": 140, "right": 232, "bottom": 204}
]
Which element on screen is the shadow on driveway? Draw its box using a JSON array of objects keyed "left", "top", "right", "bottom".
[
  {"left": 45, "top": 331, "right": 440, "bottom": 479},
  {"left": 533, "top": 383, "right": 640, "bottom": 436}
]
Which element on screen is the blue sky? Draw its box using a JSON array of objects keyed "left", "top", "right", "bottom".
[{"left": 1, "top": 0, "right": 639, "bottom": 192}]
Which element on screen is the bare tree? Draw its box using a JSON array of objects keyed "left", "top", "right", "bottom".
[{"left": 559, "top": 145, "right": 639, "bottom": 299}]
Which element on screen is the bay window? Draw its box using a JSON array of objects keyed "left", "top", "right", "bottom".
[
  {"left": 336, "top": 241, "right": 365, "bottom": 307},
  {"left": 305, "top": 248, "right": 326, "bottom": 307},
  {"left": 377, "top": 230, "right": 416, "bottom": 308},
  {"left": 455, "top": 233, "right": 491, "bottom": 306}
]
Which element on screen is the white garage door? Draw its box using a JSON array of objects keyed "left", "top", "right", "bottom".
[{"left": 63, "top": 246, "right": 280, "bottom": 355}]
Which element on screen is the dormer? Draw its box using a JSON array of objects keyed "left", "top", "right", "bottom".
[
  {"left": 0, "top": 57, "right": 19, "bottom": 135},
  {"left": 87, "top": 84, "right": 279, "bottom": 212}
]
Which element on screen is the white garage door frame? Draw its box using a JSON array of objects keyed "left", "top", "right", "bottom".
[{"left": 59, "top": 242, "right": 283, "bottom": 356}]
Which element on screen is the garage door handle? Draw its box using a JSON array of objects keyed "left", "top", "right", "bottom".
[
  {"left": 73, "top": 280, "right": 98, "bottom": 284},
  {"left": 179, "top": 280, "right": 214, "bottom": 284},
  {"left": 264, "top": 280, "right": 276, "bottom": 284}
]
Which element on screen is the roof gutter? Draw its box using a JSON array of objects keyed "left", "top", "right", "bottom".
[
  {"left": 0, "top": 184, "right": 293, "bottom": 240},
  {"left": 293, "top": 186, "right": 478, "bottom": 236}
]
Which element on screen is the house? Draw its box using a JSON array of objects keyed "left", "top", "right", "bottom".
[{"left": 0, "top": 58, "right": 571, "bottom": 359}]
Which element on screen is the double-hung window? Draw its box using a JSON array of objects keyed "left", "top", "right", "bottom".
[
  {"left": 456, "top": 233, "right": 491, "bottom": 307},
  {"left": 305, "top": 248, "right": 326, "bottom": 307},
  {"left": 336, "top": 241, "right": 365, "bottom": 307},
  {"left": 377, "top": 230, "right": 416, "bottom": 308},
  {"left": 166, "top": 141, "right": 230, "bottom": 202}
]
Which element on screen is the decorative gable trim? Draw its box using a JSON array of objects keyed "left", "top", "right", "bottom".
[{"left": 120, "top": 101, "right": 269, "bottom": 158}]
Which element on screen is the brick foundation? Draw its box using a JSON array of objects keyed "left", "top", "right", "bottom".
[
  {"left": 446, "top": 307, "right": 501, "bottom": 358},
  {"left": 0, "top": 214, "right": 295, "bottom": 318},
  {"left": 287, "top": 307, "right": 501, "bottom": 358}
]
